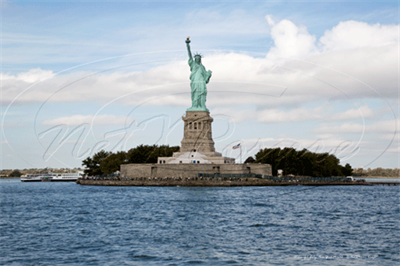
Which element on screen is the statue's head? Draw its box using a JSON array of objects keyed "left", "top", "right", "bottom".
[{"left": 194, "top": 53, "right": 202, "bottom": 63}]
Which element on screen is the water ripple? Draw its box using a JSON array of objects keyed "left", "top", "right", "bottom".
[{"left": 1, "top": 181, "right": 399, "bottom": 265}]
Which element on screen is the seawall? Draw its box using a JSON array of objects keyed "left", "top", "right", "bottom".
[{"left": 77, "top": 178, "right": 371, "bottom": 187}]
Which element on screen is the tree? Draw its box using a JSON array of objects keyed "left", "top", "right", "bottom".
[
  {"left": 244, "top": 156, "right": 255, "bottom": 163},
  {"left": 82, "top": 150, "right": 111, "bottom": 176},
  {"left": 341, "top": 163, "right": 353, "bottom": 176},
  {"left": 254, "top": 147, "right": 352, "bottom": 177},
  {"left": 81, "top": 145, "right": 180, "bottom": 176},
  {"left": 127, "top": 144, "right": 179, "bottom": 163},
  {"left": 100, "top": 151, "right": 128, "bottom": 174},
  {"left": 9, "top": 170, "right": 22, "bottom": 177}
]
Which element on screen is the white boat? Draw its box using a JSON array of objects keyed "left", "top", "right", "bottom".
[
  {"left": 21, "top": 172, "right": 83, "bottom": 182},
  {"left": 21, "top": 174, "right": 47, "bottom": 182},
  {"left": 50, "top": 172, "right": 83, "bottom": 182}
]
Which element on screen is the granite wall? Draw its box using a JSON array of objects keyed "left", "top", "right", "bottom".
[{"left": 120, "top": 163, "right": 272, "bottom": 178}]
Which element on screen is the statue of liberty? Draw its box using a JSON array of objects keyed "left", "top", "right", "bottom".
[{"left": 185, "top": 37, "right": 212, "bottom": 112}]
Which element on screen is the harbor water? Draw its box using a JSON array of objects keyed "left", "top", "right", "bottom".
[{"left": 1, "top": 179, "right": 399, "bottom": 265}]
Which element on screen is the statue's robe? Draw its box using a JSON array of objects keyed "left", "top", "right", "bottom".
[{"left": 188, "top": 58, "right": 211, "bottom": 109}]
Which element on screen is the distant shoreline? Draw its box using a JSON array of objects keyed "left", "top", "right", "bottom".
[{"left": 359, "top": 176, "right": 400, "bottom": 179}]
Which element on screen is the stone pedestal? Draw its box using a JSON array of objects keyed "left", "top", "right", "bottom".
[
  {"left": 157, "top": 111, "right": 236, "bottom": 165},
  {"left": 180, "top": 111, "right": 215, "bottom": 153}
]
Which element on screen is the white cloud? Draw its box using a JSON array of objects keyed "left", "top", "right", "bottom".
[
  {"left": 315, "top": 119, "right": 399, "bottom": 134},
  {"left": 319, "top": 21, "right": 399, "bottom": 51},
  {"left": 266, "top": 15, "right": 317, "bottom": 59},
  {"left": 367, "top": 120, "right": 399, "bottom": 133},
  {"left": 2, "top": 19, "right": 398, "bottom": 111},
  {"left": 384, "top": 147, "right": 399, "bottom": 153},
  {"left": 212, "top": 105, "right": 375, "bottom": 124},
  {"left": 315, "top": 123, "right": 365, "bottom": 134},
  {"left": 211, "top": 108, "right": 257, "bottom": 123},
  {"left": 42, "top": 115, "right": 133, "bottom": 126},
  {"left": 257, "top": 106, "right": 324, "bottom": 123},
  {"left": 379, "top": 133, "right": 399, "bottom": 141},
  {"left": 331, "top": 105, "right": 373, "bottom": 121},
  {"left": 2, "top": 68, "right": 54, "bottom": 83}
]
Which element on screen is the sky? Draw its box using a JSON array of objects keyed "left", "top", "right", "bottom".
[{"left": 1, "top": 0, "right": 399, "bottom": 170}]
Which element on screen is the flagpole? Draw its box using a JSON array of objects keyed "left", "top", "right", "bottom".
[{"left": 240, "top": 144, "right": 242, "bottom": 164}]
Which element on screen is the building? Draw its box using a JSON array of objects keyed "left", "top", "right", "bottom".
[{"left": 120, "top": 110, "right": 271, "bottom": 178}]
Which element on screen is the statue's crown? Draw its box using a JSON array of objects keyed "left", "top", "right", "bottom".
[{"left": 193, "top": 53, "right": 202, "bottom": 58}]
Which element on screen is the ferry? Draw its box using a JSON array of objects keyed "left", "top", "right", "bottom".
[
  {"left": 20, "top": 174, "right": 50, "bottom": 182},
  {"left": 50, "top": 172, "right": 83, "bottom": 182},
  {"left": 21, "top": 172, "right": 84, "bottom": 182}
]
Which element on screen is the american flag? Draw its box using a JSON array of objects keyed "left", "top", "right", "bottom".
[{"left": 232, "top": 143, "right": 241, "bottom": 150}]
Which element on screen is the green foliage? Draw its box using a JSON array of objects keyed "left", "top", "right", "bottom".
[
  {"left": 244, "top": 156, "right": 255, "bottom": 163},
  {"left": 341, "top": 163, "right": 353, "bottom": 176},
  {"left": 82, "top": 145, "right": 179, "bottom": 176},
  {"left": 254, "top": 147, "right": 352, "bottom": 177},
  {"left": 100, "top": 151, "right": 128, "bottom": 174},
  {"left": 9, "top": 170, "right": 22, "bottom": 177},
  {"left": 82, "top": 150, "right": 111, "bottom": 176},
  {"left": 127, "top": 144, "right": 179, "bottom": 163}
]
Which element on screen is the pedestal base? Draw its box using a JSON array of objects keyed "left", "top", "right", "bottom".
[
  {"left": 158, "top": 151, "right": 235, "bottom": 164},
  {"left": 180, "top": 111, "right": 215, "bottom": 153},
  {"left": 157, "top": 110, "right": 236, "bottom": 165}
]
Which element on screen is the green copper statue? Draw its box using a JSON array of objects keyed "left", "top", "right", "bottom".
[{"left": 186, "top": 37, "right": 212, "bottom": 112}]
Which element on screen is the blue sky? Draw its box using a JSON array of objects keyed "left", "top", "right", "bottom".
[{"left": 1, "top": 0, "right": 399, "bottom": 170}]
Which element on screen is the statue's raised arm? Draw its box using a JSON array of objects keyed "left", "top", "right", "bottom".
[
  {"left": 185, "top": 37, "right": 211, "bottom": 112},
  {"left": 186, "top": 37, "right": 193, "bottom": 61}
]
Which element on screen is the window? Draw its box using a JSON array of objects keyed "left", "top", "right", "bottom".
[
  {"left": 180, "top": 161, "right": 182, "bottom": 163},
  {"left": 194, "top": 122, "right": 197, "bottom": 130},
  {"left": 193, "top": 149, "right": 196, "bottom": 152},
  {"left": 197, "top": 161, "right": 200, "bottom": 164},
  {"left": 189, "top": 122, "right": 192, "bottom": 129},
  {"left": 198, "top": 122, "right": 201, "bottom": 129}
]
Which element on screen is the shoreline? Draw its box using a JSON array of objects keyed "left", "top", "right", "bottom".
[
  {"left": 358, "top": 176, "right": 399, "bottom": 179},
  {"left": 77, "top": 179, "right": 372, "bottom": 187}
]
